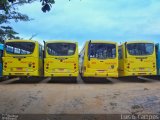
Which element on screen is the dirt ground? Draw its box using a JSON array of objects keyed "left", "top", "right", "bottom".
[{"left": 0, "top": 76, "right": 160, "bottom": 114}]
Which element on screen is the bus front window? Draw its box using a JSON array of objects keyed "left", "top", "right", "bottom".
[
  {"left": 127, "top": 43, "right": 154, "bottom": 56},
  {"left": 6, "top": 42, "right": 35, "bottom": 55},
  {"left": 47, "top": 43, "right": 76, "bottom": 56},
  {"left": 89, "top": 43, "right": 116, "bottom": 59}
]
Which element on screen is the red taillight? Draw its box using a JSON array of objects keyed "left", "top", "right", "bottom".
[
  {"left": 127, "top": 66, "right": 130, "bottom": 69},
  {"left": 74, "top": 63, "right": 76, "bottom": 66},
  {"left": 33, "top": 66, "right": 35, "bottom": 68},
  {"left": 4, "top": 65, "right": 7, "bottom": 68},
  {"left": 47, "top": 63, "right": 49, "bottom": 66},
  {"left": 33, "top": 62, "right": 35, "bottom": 65},
  {"left": 46, "top": 67, "right": 49, "bottom": 69},
  {"left": 5, "top": 62, "right": 7, "bottom": 65},
  {"left": 74, "top": 67, "right": 76, "bottom": 69}
]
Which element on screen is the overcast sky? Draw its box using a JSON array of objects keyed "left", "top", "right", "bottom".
[{"left": 11, "top": 0, "right": 160, "bottom": 49}]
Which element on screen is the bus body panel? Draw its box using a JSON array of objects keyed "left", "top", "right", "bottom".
[
  {"left": 79, "top": 41, "right": 118, "bottom": 78},
  {"left": 44, "top": 57, "right": 78, "bottom": 77},
  {"left": 3, "top": 57, "right": 41, "bottom": 76},
  {"left": 119, "top": 41, "right": 157, "bottom": 77},
  {"left": 156, "top": 44, "right": 160, "bottom": 75},
  {"left": 3, "top": 40, "right": 43, "bottom": 77},
  {"left": 44, "top": 41, "right": 79, "bottom": 77}
]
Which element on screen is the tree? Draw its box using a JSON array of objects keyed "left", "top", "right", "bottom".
[
  {"left": 0, "top": 0, "right": 33, "bottom": 43},
  {"left": 0, "top": 0, "right": 77, "bottom": 43}
]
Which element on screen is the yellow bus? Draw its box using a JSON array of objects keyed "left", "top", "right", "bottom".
[
  {"left": 118, "top": 41, "right": 157, "bottom": 77},
  {"left": 3, "top": 39, "right": 43, "bottom": 77},
  {"left": 79, "top": 40, "right": 118, "bottom": 78},
  {"left": 44, "top": 40, "right": 79, "bottom": 80}
]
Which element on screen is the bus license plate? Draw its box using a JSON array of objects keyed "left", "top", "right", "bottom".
[
  {"left": 58, "top": 69, "right": 64, "bottom": 71},
  {"left": 17, "top": 68, "right": 22, "bottom": 70},
  {"left": 139, "top": 68, "right": 144, "bottom": 71},
  {"left": 97, "top": 70, "right": 105, "bottom": 73}
]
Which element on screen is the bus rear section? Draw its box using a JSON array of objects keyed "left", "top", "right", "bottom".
[
  {"left": 119, "top": 42, "right": 157, "bottom": 77},
  {"left": 44, "top": 41, "right": 79, "bottom": 80},
  {"left": 156, "top": 44, "right": 160, "bottom": 75},
  {"left": 3, "top": 40, "right": 43, "bottom": 77},
  {"left": 79, "top": 41, "right": 118, "bottom": 78}
]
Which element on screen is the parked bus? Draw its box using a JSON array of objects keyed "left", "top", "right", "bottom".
[
  {"left": 118, "top": 41, "right": 157, "bottom": 77},
  {"left": 3, "top": 40, "right": 43, "bottom": 77},
  {"left": 44, "top": 40, "right": 79, "bottom": 81},
  {"left": 0, "top": 44, "right": 4, "bottom": 79},
  {"left": 156, "top": 43, "right": 160, "bottom": 75},
  {"left": 79, "top": 40, "right": 118, "bottom": 78}
]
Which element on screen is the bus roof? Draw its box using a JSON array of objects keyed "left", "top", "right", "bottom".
[
  {"left": 45, "top": 40, "right": 77, "bottom": 44},
  {"left": 125, "top": 40, "right": 154, "bottom": 44},
  {"left": 5, "top": 39, "right": 39, "bottom": 43},
  {"left": 87, "top": 40, "right": 117, "bottom": 44}
]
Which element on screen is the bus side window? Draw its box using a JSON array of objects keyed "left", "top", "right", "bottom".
[{"left": 118, "top": 48, "right": 123, "bottom": 59}]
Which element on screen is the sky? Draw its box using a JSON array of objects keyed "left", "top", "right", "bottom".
[{"left": 11, "top": 0, "right": 160, "bottom": 49}]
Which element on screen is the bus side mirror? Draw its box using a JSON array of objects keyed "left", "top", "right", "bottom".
[
  {"left": 88, "top": 40, "right": 91, "bottom": 61},
  {"left": 79, "top": 55, "right": 80, "bottom": 58},
  {"left": 43, "top": 41, "right": 46, "bottom": 58}
]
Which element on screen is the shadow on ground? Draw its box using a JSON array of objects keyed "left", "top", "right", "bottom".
[
  {"left": 145, "top": 76, "right": 160, "bottom": 80},
  {"left": 10, "top": 77, "right": 44, "bottom": 84},
  {"left": 49, "top": 77, "right": 77, "bottom": 84},
  {"left": 117, "top": 77, "right": 152, "bottom": 83},
  {"left": 82, "top": 77, "right": 113, "bottom": 84}
]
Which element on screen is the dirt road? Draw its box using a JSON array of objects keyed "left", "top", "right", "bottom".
[{"left": 0, "top": 77, "right": 160, "bottom": 114}]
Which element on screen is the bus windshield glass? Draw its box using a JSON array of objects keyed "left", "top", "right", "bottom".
[
  {"left": 6, "top": 42, "right": 35, "bottom": 55},
  {"left": 47, "top": 43, "right": 76, "bottom": 56},
  {"left": 89, "top": 43, "right": 116, "bottom": 59},
  {"left": 127, "top": 43, "right": 154, "bottom": 56}
]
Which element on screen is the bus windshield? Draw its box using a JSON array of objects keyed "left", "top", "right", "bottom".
[
  {"left": 47, "top": 43, "right": 76, "bottom": 56},
  {"left": 89, "top": 43, "right": 116, "bottom": 59},
  {"left": 6, "top": 42, "right": 35, "bottom": 55},
  {"left": 127, "top": 43, "right": 154, "bottom": 56}
]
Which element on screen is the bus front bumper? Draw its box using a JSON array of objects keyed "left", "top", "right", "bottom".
[
  {"left": 83, "top": 72, "right": 118, "bottom": 78},
  {"left": 44, "top": 71, "right": 79, "bottom": 77},
  {"left": 3, "top": 70, "right": 40, "bottom": 77},
  {"left": 121, "top": 70, "right": 157, "bottom": 77}
]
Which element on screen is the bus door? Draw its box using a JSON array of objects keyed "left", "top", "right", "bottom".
[
  {"left": 0, "top": 50, "right": 3, "bottom": 77},
  {"left": 156, "top": 44, "right": 160, "bottom": 75}
]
